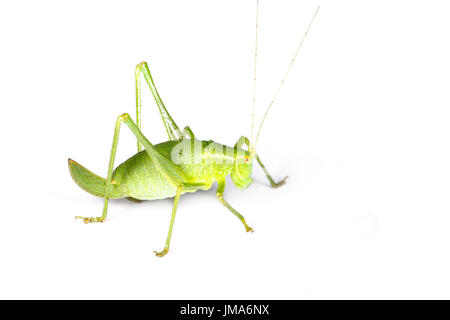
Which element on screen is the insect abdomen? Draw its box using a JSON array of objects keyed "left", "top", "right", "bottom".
[{"left": 112, "top": 150, "right": 178, "bottom": 200}]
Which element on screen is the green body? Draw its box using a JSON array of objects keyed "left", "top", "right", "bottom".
[
  {"left": 70, "top": 139, "right": 250, "bottom": 201},
  {"left": 69, "top": 4, "right": 318, "bottom": 256},
  {"left": 69, "top": 61, "right": 285, "bottom": 257}
]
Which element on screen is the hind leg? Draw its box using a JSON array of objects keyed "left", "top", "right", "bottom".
[
  {"left": 135, "top": 61, "right": 183, "bottom": 152},
  {"left": 76, "top": 113, "right": 187, "bottom": 224}
]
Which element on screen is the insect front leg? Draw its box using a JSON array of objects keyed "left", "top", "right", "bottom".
[
  {"left": 255, "top": 154, "right": 288, "bottom": 188},
  {"left": 235, "top": 136, "right": 287, "bottom": 188},
  {"left": 216, "top": 179, "right": 254, "bottom": 233}
]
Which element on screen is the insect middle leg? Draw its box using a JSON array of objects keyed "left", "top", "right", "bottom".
[
  {"left": 154, "top": 181, "right": 210, "bottom": 256},
  {"left": 154, "top": 184, "right": 183, "bottom": 257}
]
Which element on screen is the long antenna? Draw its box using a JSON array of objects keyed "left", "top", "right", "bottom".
[
  {"left": 254, "top": 5, "right": 320, "bottom": 147},
  {"left": 250, "top": 0, "right": 259, "bottom": 153}
]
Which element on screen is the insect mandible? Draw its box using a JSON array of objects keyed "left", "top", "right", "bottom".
[{"left": 68, "top": 2, "right": 320, "bottom": 256}]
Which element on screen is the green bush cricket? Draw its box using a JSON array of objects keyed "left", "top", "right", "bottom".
[{"left": 68, "top": 3, "right": 320, "bottom": 257}]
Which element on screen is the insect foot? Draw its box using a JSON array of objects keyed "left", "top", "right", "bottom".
[
  {"left": 271, "top": 176, "right": 289, "bottom": 188},
  {"left": 154, "top": 249, "right": 168, "bottom": 257},
  {"left": 75, "top": 216, "right": 105, "bottom": 224},
  {"left": 245, "top": 225, "right": 254, "bottom": 233}
]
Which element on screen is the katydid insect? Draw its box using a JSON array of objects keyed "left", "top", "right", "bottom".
[{"left": 68, "top": 2, "right": 320, "bottom": 257}]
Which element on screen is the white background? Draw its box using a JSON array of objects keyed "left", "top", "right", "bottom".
[{"left": 0, "top": 0, "right": 450, "bottom": 299}]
